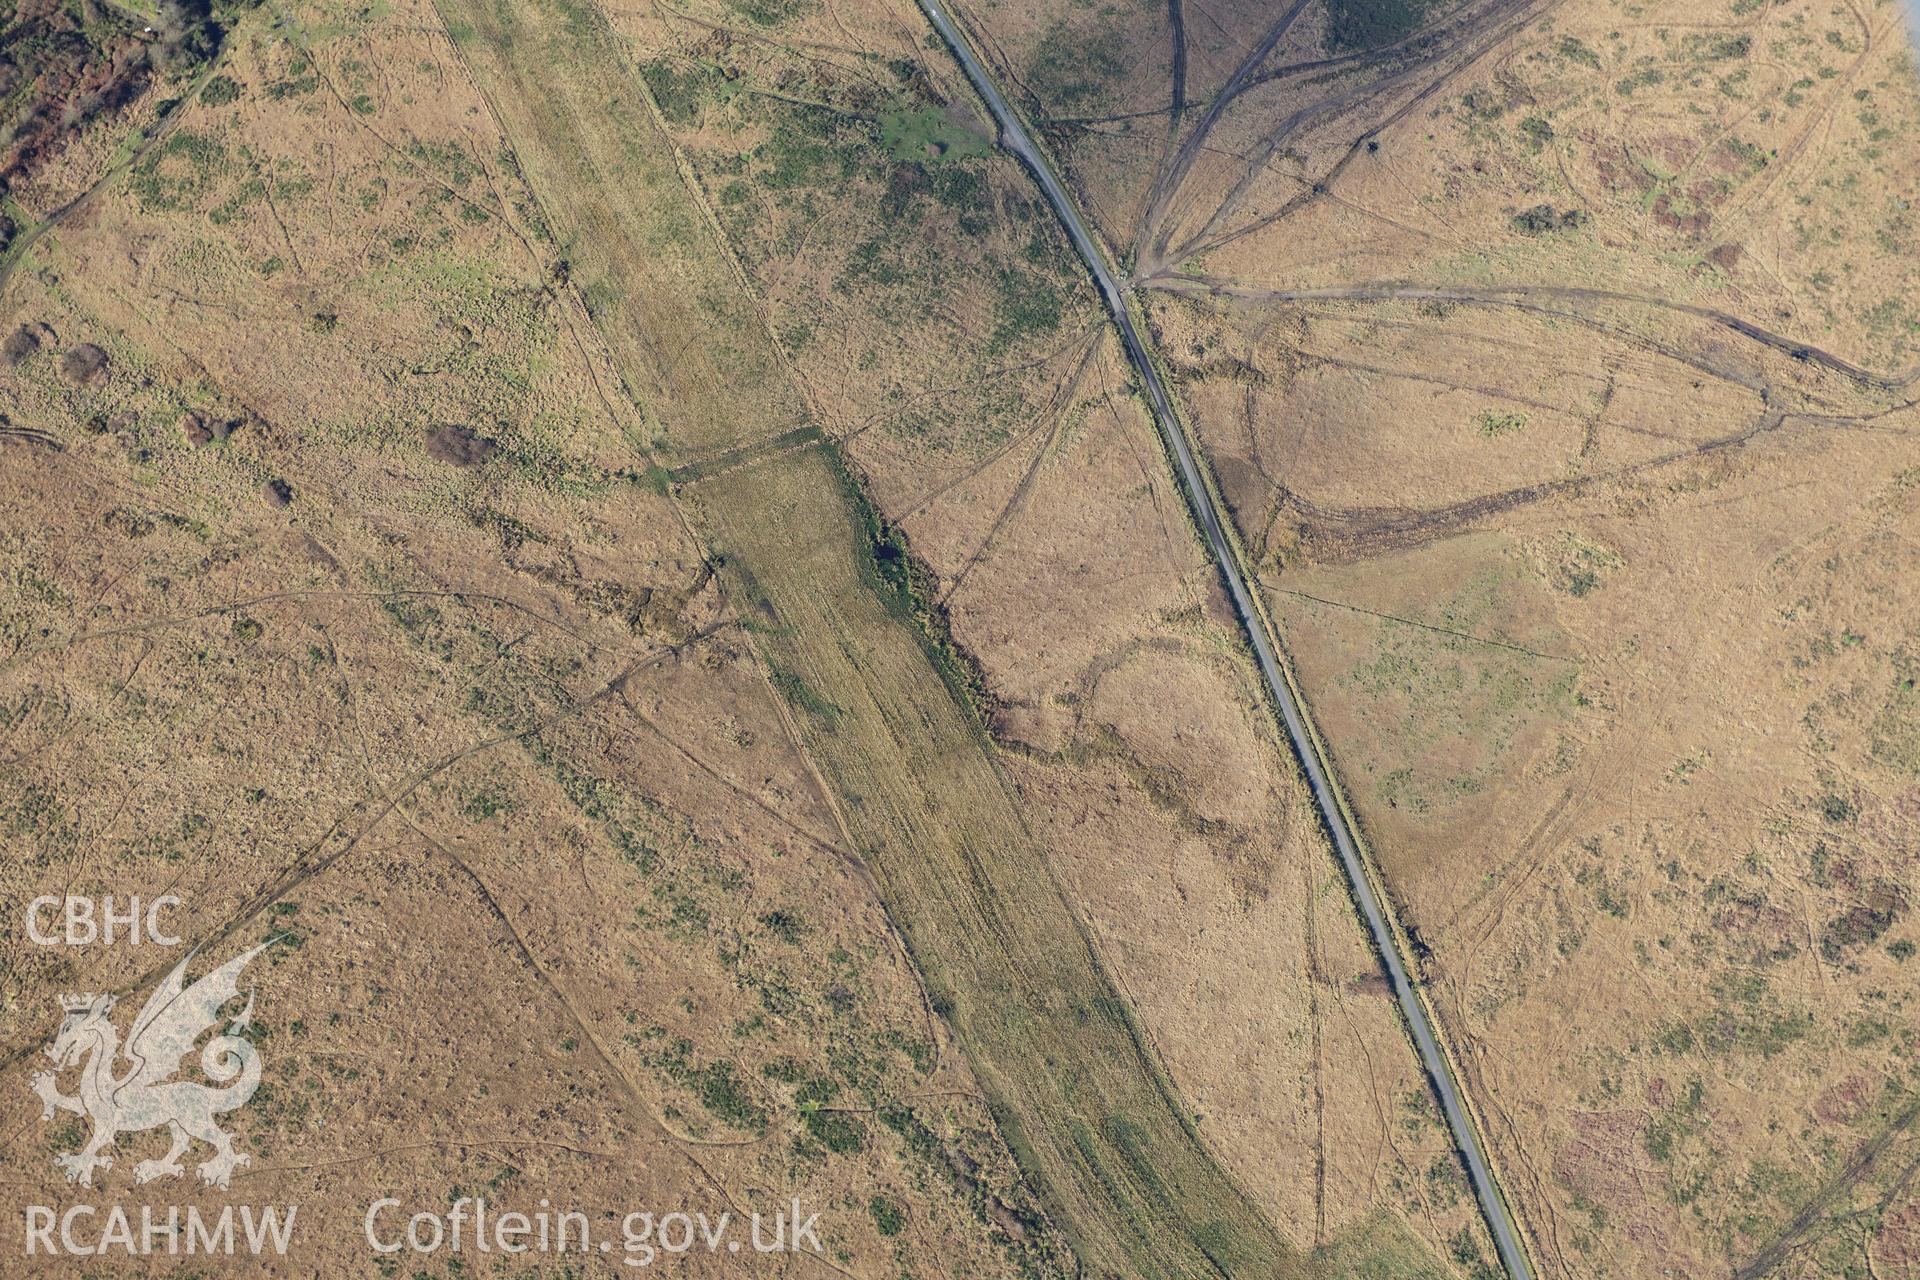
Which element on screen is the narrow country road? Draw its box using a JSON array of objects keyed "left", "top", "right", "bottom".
[{"left": 911, "top": 4, "right": 1540, "bottom": 1278}]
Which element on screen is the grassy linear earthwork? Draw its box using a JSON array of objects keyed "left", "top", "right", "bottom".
[{"left": 428, "top": 0, "right": 1299, "bottom": 1273}]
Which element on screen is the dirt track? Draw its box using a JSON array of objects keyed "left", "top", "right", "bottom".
[{"left": 917, "top": 3, "right": 1541, "bottom": 1276}]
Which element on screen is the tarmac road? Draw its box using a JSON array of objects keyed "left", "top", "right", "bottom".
[{"left": 911, "top": 4, "right": 1539, "bottom": 1277}]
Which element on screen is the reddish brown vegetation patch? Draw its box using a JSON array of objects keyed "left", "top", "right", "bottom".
[
  {"left": 3, "top": 322, "right": 50, "bottom": 366},
  {"left": 1, "top": 0, "right": 241, "bottom": 193},
  {"left": 1553, "top": 1111, "right": 1653, "bottom": 1208},
  {"left": 1651, "top": 193, "right": 1710, "bottom": 235},
  {"left": 1876, "top": 1198, "right": 1920, "bottom": 1279},
  {"left": 425, "top": 423, "right": 499, "bottom": 467},
  {"left": 1811, "top": 1074, "right": 1876, "bottom": 1126},
  {"left": 0, "top": 0, "right": 152, "bottom": 186},
  {"left": 58, "top": 342, "right": 107, "bottom": 385}
]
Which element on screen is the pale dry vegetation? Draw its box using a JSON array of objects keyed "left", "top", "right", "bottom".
[
  {"left": 944, "top": 0, "right": 1920, "bottom": 1275},
  {"left": 0, "top": 0, "right": 1510, "bottom": 1276}
]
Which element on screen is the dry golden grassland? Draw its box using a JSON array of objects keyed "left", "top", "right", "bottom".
[
  {"left": 0, "top": 1, "right": 1069, "bottom": 1274},
  {"left": 436, "top": 0, "right": 1358, "bottom": 1270},
  {"left": 2, "top": 0, "right": 1512, "bottom": 1277},
  {"left": 616, "top": 2, "right": 1536, "bottom": 1275},
  {"left": 946, "top": 0, "right": 1920, "bottom": 1276}
]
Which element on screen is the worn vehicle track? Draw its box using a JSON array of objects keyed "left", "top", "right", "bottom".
[{"left": 917, "top": 3, "right": 1540, "bottom": 1277}]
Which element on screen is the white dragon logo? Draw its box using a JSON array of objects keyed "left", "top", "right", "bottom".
[{"left": 29, "top": 943, "right": 270, "bottom": 1190}]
